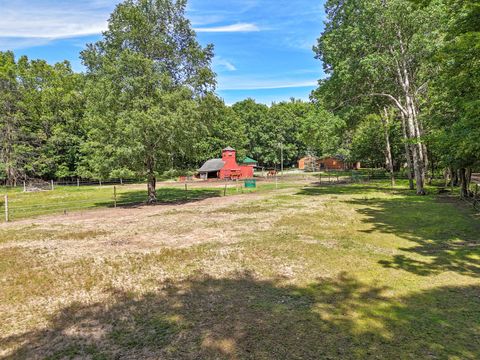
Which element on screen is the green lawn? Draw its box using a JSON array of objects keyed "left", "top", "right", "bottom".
[
  {"left": 0, "top": 180, "right": 479, "bottom": 359},
  {"left": 0, "top": 181, "right": 286, "bottom": 221}
]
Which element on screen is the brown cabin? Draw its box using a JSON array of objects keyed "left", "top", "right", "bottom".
[{"left": 298, "top": 155, "right": 360, "bottom": 171}]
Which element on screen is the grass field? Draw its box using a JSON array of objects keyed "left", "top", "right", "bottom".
[
  {"left": 0, "top": 180, "right": 479, "bottom": 359},
  {"left": 0, "top": 181, "right": 287, "bottom": 221}
]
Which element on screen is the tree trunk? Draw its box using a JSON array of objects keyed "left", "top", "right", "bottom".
[
  {"left": 400, "top": 112, "right": 414, "bottom": 190},
  {"left": 146, "top": 157, "right": 156, "bottom": 203},
  {"left": 147, "top": 173, "right": 157, "bottom": 203},
  {"left": 452, "top": 169, "right": 459, "bottom": 187},
  {"left": 405, "top": 96, "right": 425, "bottom": 195},
  {"left": 459, "top": 168, "right": 468, "bottom": 198},
  {"left": 466, "top": 168, "right": 472, "bottom": 196},
  {"left": 382, "top": 108, "right": 395, "bottom": 186},
  {"left": 395, "top": 29, "right": 425, "bottom": 195}
]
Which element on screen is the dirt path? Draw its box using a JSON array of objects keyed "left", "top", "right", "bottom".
[{"left": 0, "top": 186, "right": 314, "bottom": 261}]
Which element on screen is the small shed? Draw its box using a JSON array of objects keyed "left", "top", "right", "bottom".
[{"left": 198, "top": 159, "right": 225, "bottom": 180}]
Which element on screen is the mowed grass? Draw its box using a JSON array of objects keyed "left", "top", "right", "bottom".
[
  {"left": 0, "top": 181, "right": 479, "bottom": 359},
  {"left": 0, "top": 181, "right": 286, "bottom": 221}
]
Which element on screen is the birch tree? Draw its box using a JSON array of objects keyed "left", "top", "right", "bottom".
[{"left": 314, "top": 0, "right": 444, "bottom": 194}]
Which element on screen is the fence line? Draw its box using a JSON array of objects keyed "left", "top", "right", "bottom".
[{"left": 1, "top": 174, "right": 477, "bottom": 222}]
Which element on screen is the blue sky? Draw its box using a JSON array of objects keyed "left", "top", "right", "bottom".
[{"left": 0, "top": 0, "right": 326, "bottom": 105}]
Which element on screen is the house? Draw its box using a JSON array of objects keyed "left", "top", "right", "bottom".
[
  {"left": 298, "top": 155, "right": 360, "bottom": 171},
  {"left": 198, "top": 147, "right": 256, "bottom": 180}
]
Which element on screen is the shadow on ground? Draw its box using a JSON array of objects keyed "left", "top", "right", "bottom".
[
  {"left": 348, "top": 196, "right": 480, "bottom": 277},
  {"left": 2, "top": 272, "right": 478, "bottom": 359},
  {"left": 297, "top": 184, "right": 407, "bottom": 197},
  {"left": 96, "top": 188, "right": 222, "bottom": 208},
  {"left": 297, "top": 183, "right": 480, "bottom": 277}
]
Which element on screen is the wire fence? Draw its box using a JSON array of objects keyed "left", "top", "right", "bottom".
[{"left": 0, "top": 173, "right": 477, "bottom": 222}]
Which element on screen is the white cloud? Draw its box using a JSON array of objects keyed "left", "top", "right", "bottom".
[
  {"left": 0, "top": 1, "right": 115, "bottom": 49},
  {"left": 215, "top": 57, "right": 237, "bottom": 72},
  {"left": 194, "top": 23, "right": 260, "bottom": 33},
  {"left": 0, "top": 5, "right": 109, "bottom": 37}
]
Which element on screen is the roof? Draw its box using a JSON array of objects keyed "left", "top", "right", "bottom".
[
  {"left": 223, "top": 146, "right": 235, "bottom": 151},
  {"left": 241, "top": 156, "right": 258, "bottom": 164},
  {"left": 198, "top": 159, "right": 225, "bottom": 172},
  {"left": 319, "top": 155, "right": 346, "bottom": 161}
]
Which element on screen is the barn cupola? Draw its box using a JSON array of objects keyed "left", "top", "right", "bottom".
[{"left": 222, "top": 146, "right": 237, "bottom": 168}]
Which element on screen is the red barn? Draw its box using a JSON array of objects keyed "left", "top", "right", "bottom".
[{"left": 198, "top": 147, "right": 255, "bottom": 180}]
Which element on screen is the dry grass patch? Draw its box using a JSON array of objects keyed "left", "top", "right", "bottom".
[{"left": 1, "top": 181, "right": 479, "bottom": 359}]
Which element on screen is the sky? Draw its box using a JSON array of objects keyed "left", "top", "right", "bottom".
[{"left": 0, "top": 0, "right": 327, "bottom": 105}]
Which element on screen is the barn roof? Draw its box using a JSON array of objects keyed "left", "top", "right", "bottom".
[
  {"left": 223, "top": 146, "right": 235, "bottom": 151},
  {"left": 198, "top": 159, "right": 225, "bottom": 172},
  {"left": 241, "top": 156, "right": 258, "bottom": 164}
]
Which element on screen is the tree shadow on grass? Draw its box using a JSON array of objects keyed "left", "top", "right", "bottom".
[
  {"left": 297, "top": 184, "right": 409, "bottom": 197},
  {"left": 2, "top": 272, "right": 479, "bottom": 359},
  {"left": 95, "top": 188, "right": 222, "bottom": 208},
  {"left": 346, "top": 196, "right": 480, "bottom": 277}
]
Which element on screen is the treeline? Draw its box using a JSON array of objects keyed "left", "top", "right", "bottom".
[
  {"left": 1, "top": 0, "right": 478, "bottom": 200},
  {"left": 0, "top": 0, "right": 347, "bottom": 202},
  {"left": 313, "top": 0, "right": 479, "bottom": 195},
  {"left": 0, "top": 50, "right": 344, "bottom": 184}
]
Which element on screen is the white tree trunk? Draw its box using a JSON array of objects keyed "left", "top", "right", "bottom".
[
  {"left": 400, "top": 112, "right": 414, "bottom": 190},
  {"left": 382, "top": 108, "right": 395, "bottom": 187}
]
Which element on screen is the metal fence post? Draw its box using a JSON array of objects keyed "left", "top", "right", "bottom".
[
  {"left": 23, "top": 181, "right": 26, "bottom": 192},
  {"left": 51, "top": 180, "right": 54, "bottom": 191}
]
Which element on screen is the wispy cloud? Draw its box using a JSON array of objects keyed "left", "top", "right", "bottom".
[
  {"left": 0, "top": 1, "right": 114, "bottom": 49},
  {"left": 194, "top": 23, "right": 260, "bottom": 33},
  {"left": 214, "top": 57, "right": 237, "bottom": 72}
]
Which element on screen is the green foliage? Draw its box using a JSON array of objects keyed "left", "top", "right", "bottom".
[
  {"left": 300, "top": 106, "right": 347, "bottom": 159},
  {"left": 79, "top": 0, "right": 215, "bottom": 196},
  {"left": 193, "top": 95, "right": 248, "bottom": 165},
  {"left": 426, "top": 0, "right": 480, "bottom": 170},
  {"left": 231, "top": 98, "right": 343, "bottom": 167},
  {"left": 0, "top": 51, "right": 85, "bottom": 183}
]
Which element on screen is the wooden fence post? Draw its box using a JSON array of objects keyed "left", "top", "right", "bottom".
[
  {"left": 113, "top": 186, "right": 117, "bottom": 208},
  {"left": 185, "top": 183, "right": 188, "bottom": 200},
  {"left": 4, "top": 194, "right": 8, "bottom": 222},
  {"left": 77, "top": 178, "right": 80, "bottom": 187},
  {"left": 51, "top": 180, "right": 54, "bottom": 191},
  {"left": 224, "top": 184, "right": 227, "bottom": 196},
  {"left": 23, "top": 181, "right": 26, "bottom": 192}
]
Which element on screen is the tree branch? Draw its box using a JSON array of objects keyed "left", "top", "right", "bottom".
[{"left": 369, "top": 93, "right": 407, "bottom": 115}]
